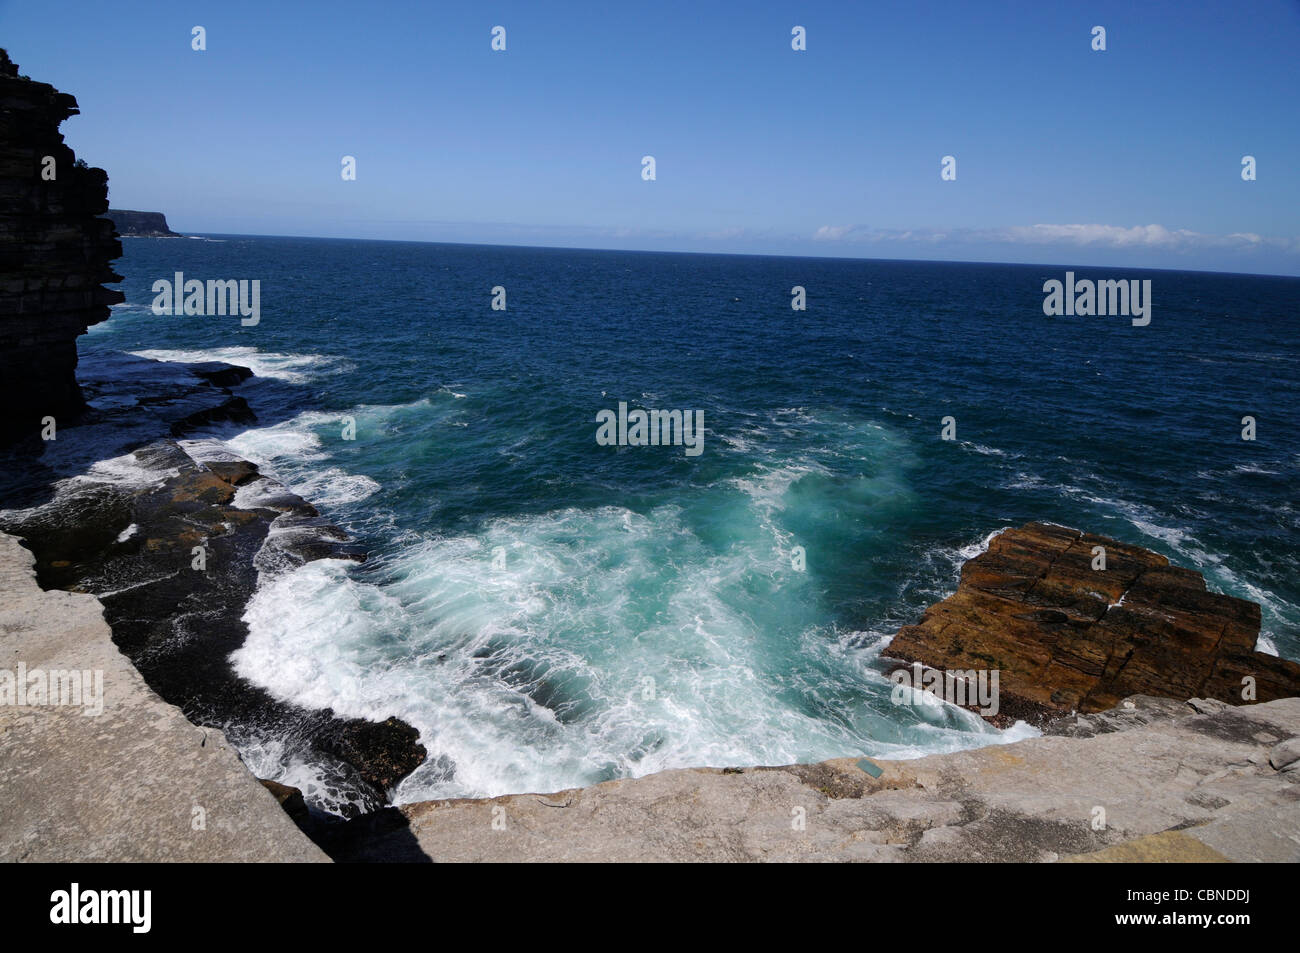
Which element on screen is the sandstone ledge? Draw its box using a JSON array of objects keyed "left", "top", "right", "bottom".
[
  {"left": 326, "top": 694, "right": 1300, "bottom": 862},
  {"left": 883, "top": 522, "right": 1300, "bottom": 720},
  {"left": 0, "top": 531, "right": 327, "bottom": 862}
]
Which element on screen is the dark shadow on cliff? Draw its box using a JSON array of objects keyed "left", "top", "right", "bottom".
[{"left": 302, "top": 807, "right": 434, "bottom": 863}]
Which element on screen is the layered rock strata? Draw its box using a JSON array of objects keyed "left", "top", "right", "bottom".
[
  {"left": 883, "top": 522, "right": 1300, "bottom": 721},
  {"left": 0, "top": 49, "right": 124, "bottom": 443}
]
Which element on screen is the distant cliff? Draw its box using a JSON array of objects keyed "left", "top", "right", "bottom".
[
  {"left": 106, "top": 208, "right": 180, "bottom": 237},
  {"left": 0, "top": 48, "right": 124, "bottom": 443}
]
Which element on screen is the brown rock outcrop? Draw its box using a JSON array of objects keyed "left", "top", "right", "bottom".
[
  {"left": 0, "top": 49, "right": 124, "bottom": 443},
  {"left": 884, "top": 522, "right": 1300, "bottom": 721}
]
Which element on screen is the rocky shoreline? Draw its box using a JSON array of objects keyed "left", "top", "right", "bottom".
[
  {"left": 4, "top": 46, "right": 1297, "bottom": 864},
  {"left": 5, "top": 382, "right": 1298, "bottom": 860},
  {"left": 0, "top": 530, "right": 328, "bottom": 861},
  {"left": 0, "top": 356, "right": 426, "bottom": 820},
  {"left": 303, "top": 526, "right": 1300, "bottom": 862},
  {"left": 315, "top": 693, "right": 1300, "bottom": 862}
]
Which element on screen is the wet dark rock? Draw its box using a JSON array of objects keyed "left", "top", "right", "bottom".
[
  {"left": 167, "top": 394, "right": 256, "bottom": 436},
  {"left": 189, "top": 361, "right": 253, "bottom": 388},
  {"left": 206, "top": 458, "right": 260, "bottom": 486},
  {"left": 1, "top": 437, "right": 426, "bottom": 816},
  {"left": 315, "top": 717, "right": 427, "bottom": 794}
]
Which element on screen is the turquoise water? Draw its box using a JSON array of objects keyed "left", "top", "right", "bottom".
[{"left": 83, "top": 236, "right": 1300, "bottom": 806}]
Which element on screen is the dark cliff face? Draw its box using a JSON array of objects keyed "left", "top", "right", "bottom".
[
  {"left": 107, "top": 208, "right": 180, "bottom": 237},
  {"left": 0, "top": 49, "right": 125, "bottom": 443}
]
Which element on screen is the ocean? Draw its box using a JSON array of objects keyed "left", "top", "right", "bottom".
[{"left": 71, "top": 235, "right": 1300, "bottom": 807}]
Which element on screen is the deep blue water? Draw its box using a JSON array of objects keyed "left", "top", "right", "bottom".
[{"left": 75, "top": 235, "right": 1300, "bottom": 806}]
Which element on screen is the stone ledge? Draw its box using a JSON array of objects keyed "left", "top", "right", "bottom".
[
  {"left": 0, "top": 531, "right": 328, "bottom": 862},
  {"left": 320, "top": 694, "right": 1300, "bottom": 862}
]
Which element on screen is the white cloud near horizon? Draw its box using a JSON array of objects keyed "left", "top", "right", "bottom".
[{"left": 812, "top": 223, "right": 1296, "bottom": 254}]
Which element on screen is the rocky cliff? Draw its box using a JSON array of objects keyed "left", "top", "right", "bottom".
[
  {"left": 0, "top": 49, "right": 124, "bottom": 444},
  {"left": 883, "top": 522, "right": 1300, "bottom": 721},
  {"left": 106, "top": 208, "right": 180, "bottom": 237}
]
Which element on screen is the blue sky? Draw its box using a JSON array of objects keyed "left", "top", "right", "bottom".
[{"left": 4, "top": 0, "right": 1299, "bottom": 274}]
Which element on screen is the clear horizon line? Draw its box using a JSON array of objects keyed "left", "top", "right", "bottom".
[{"left": 119, "top": 225, "right": 1300, "bottom": 281}]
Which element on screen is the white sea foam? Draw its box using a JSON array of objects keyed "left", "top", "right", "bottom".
[
  {"left": 960, "top": 441, "right": 1017, "bottom": 458},
  {"left": 131, "top": 346, "right": 347, "bottom": 384},
  {"left": 957, "top": 527, "right": 1006, "bottom": 562},
  {"left": 232, "top": 482, "right": 1041, "bottom": 810},
  {"left": 291, "top": 468, "right": 381, "bottom": 506}
]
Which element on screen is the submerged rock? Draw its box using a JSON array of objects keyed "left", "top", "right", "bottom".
[{"left": 883, "top": 522, "right": 1300, "bottom": 721}]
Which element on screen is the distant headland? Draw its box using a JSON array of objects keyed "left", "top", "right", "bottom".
[{"left": 106, "top": 208, "right": 181, "bottom": 237}]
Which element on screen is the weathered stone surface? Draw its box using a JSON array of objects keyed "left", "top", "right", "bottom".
[
  {"left": 205, "top": 457, "right": 260, "bottom": 486},
  {"left": 0, "top": 49, "right": 124, "bottom": 443},
  {"left": 1269, "top": 737, "right": 1300, "bottom": 772},
  {"left": 105, "top": 208, "right": 179, "bottom": 237},
  {"left": 330, "top": 696, "right": 1300, "bottom": 862},
  {"left": 0, "top": 532, "right": 327, "bottom": 861},
  {"left": 883, "top": 523, "right": 1300, "bottom": 720}
]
